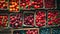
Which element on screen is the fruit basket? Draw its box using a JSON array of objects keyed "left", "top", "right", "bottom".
[
  {"left": 52, "top": 28, "right": 60, "bottom": 34},
  {"left": 47, "top": 10, "right": 60, "bottom": 27},
  {"left": 40, "top": 28, "right": 51, "bottom": 34},
  {"left": 0, "top": 13, "right": 8, "bottom": 28},
  {"left": 23, "top": 11, "right": 35, "bottom": 27},
  {"left": 20, "top": 0, "right": 44, "bottom": 10},
  {"left": 0, "top": 0, "right": 8, "bottom": 10},
  {"left": 0, "top": 29, "right": 11, "bottom": 34},
  {"left": 9, "top": 0, "right": 19, "bottom": 12},
  {"left": 10, "top": 13, "right": 23, "bottom": 28},
  {"left": 44, "top": 0, "right": 56, "bottom": 9},
  {"left": 12, "top": 28, "right": 39, "bottom": 34},
  {"left": 35, "top": 10, "right": 46, "bottom": 27}
]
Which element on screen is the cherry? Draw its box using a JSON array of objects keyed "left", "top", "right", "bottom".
[
  {"left": 24, "top": 13, "right": 34, "bottom": 26},
  {"left": 0, "top": 16, "right": 3, "bottom": 19},
  {"left": 36, "top": 11, "right": 46, "bottom": 27},
  {"left": 45, "top": 0, "right": 55, "bottom": 8},
  {"left": 34, "top": 5, "right": 39, "bottom": 9},
  {"left": 0, "top": 21, "right": 2, "bottom": 26},
  {"left": 10, "top": 13, "right": 22, "bottom": 28},
  {"left": 48, "top": 20, "right": 53, "bottom": 25},
  {"left": 26, "top": 0, "right": 30, "bottom": 2}
]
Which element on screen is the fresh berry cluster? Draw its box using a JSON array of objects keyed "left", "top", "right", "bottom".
[
  {"left": 36, "top": 11, "right": 46, "bottom": 27},
  {"left": 20, "top": 0, "right": 43, "bottom": 9},
  {"left": 26, "top": 29, "right": 38, "bottom": 34},
  {"left": 0, "top": 16, "right": 8, "bottom": 27},
  {"left": 0, "top": 0, "right": 8, "bottom": 10},
  {"left": 10, "top": 13, "right": 22, "bottom": 28},
  {"left": 45, "top": 0, "right": 55, "bottom": 8},
  {"left": 48, "top": 10, "right": 60, "bottom": 25},
  {"left": 24, "top": 13, "right": 34, "bottom": 27}
]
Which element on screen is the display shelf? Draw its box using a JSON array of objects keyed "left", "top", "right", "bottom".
[
  {"left": 0, "top": 0, "right": 60, "bottom": 34},
  {"left": 0, "top": 0, "right": 58, "bottom": 11}
]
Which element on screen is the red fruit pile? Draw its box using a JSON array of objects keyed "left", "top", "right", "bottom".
[
  {"left": 20, "top": 0, "right": 30, "bottom": 9},
  {"left": 0, "top": 0, "right": 8, "bottom": 10},
  {"left": 26, "top": 29, "right": 38, "bottom": 34},
  {"left": 10, "top": 13, "right": 22, "bottom": 28},
  {"left": 20, "top": 0, "right": 43, "bottom": 9},
  {"left": 48, "top": 10, "right": 60, "bottom": 25},
  {"left": 24, "top": 13, "right": 34, "bottom": 27},
  {"left": 45, "top": 0, "right": 55, "bottom": 8},
  {"left": 36, "top": 11, "right": 46, "bottom": 27},
  {"left": 0, "top": 16, "right": 8, "bottom": 27},
  {"left": 9, "top": 0, "right": 19, "bottom": 12}
]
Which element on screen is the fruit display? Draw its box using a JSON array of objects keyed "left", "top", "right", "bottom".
[
  {"left": 24, "top": 13, "right": 34, "bottom": 27},
  {"left": 40, "top": 28, "right": 50, "bottom": 34},
  {"left": 0, "top": 0, "right": 60, "bottom": 34},
  {"left": 9, "top": 0, "right": 19, "bottom": 12},
  {"left": 0, "top": 0, "right": 8, "bottom": 10},
  {"left": 45, "top": 0, "right": 55, "bottom": 8},
  {"left": 48, "top": 10, "right": 60, "bottom": 26},
  {"left": 0, "top": 16, "right": 8, "bottom": 27},
  {"left": 36, "top": 11, "right": 46, "bottom": 27},
  {"left": 13, "top": 28, "right": 38, "bottom": 34},
  {"left": 10, "top": 13, "right": 22, "bottom": 28},
  {"left": 20, "top": 0, "right": 43, "bottom": 10}
]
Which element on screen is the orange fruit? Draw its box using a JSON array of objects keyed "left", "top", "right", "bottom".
[
  {"left": 15, "top": 2, "right": 17, "bottom": 6},
  {"left": 11, "top": 2, "right": 15, "bottom": 5},
  {"left": 10, "top": 8, "right": 13, "bottom": 12},
  {"left": 13, "top": 8, "right": 15, "bottom": 11},
  {"left": 3, "top": 4, "right": 6, "bottom": 7},
  {"left": 16, "top": 6, "right": 19, "bottom": 9},
  {"left": 9, "top": 5, "right": 12, "bottom": 8},
  {"left": 12, "top": 5, "right": 15, "bottom": 7}
]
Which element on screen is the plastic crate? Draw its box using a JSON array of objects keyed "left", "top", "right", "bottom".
[
  {"left": 0, "top": 13, "right": 8, "bottom": 28},
  {"left": 23, "top": 11, "right": 35, "bottom": 27},
  {"left": 10, "top": 13, "right": 23, "bottom": 28},
  {"left": 0, "top": 0, "right": 8, "bottom": 10},
  {"left": 47, "top": 10, "right": 60, "bottom": 27},
  {"left": 9, "top": 0, "right": 20, "bottom": 12}
]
